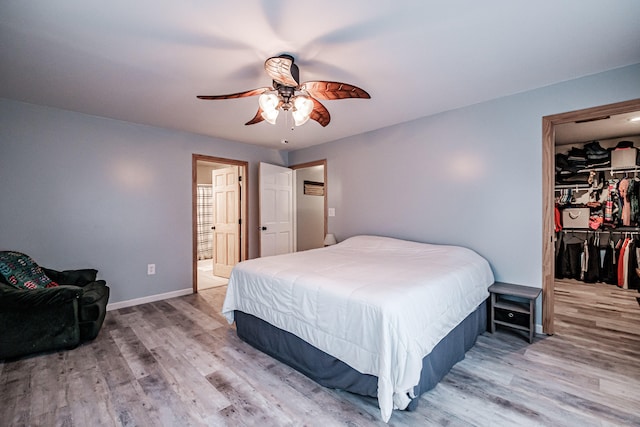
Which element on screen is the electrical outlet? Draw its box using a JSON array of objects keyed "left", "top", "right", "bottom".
[{"left": 147, "top": 264, "right": 156, "bottom": 275}]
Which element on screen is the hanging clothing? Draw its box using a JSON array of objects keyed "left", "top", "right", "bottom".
[
  {"left": 555, "top": 230, "right": 640, "bottom": 287},
  {"left": 555, "top": 204, "right": 563, "bottom": 232},
  {"left": 633, "top": 244, "right": 640, "bottom": 290},
  {"left": 628, "top": 178, "right": 639, "bottom": 224},
  {"left": 617, "top": 238, "right": 630, "bottom": 288},
  {"left": 559, "top": 231, "right": 585, "bottom": 280},
  {"left": 606, "top": 179, "right": 621, "bottom": 225},
  {"left": 600, "top": 239, "right": 616, "bottom": 284},
  {"left": 581, "top": 239, "right": 589, "bottom": 281},
  {"left": 619, "top": 178, "right": 631, "bottom": 226},
  {"left": 562, "top": 242, "right": 583, "bottom": 280},
  {"left": 626, "top": 239, "right": 640, "bottom": 290},
  {"left": 583, "top": 236, "right": 601, "bottom": 283},
  {"left": 622, "top": 238, "right": 631, "bottom": 289}
]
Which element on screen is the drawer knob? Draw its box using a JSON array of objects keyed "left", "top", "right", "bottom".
[{"left": 508, "top": 312, "right": 514, "bottom": 318}]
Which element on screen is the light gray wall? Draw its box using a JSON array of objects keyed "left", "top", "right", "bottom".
[
  {"left": 289, "top": 64, "right": 640, "bottom": 294},
  {"left": 0, "top": 98, "right": 286, "bottom": 304},
  {"left": 2, "top": 64, "right": 639, "bottom": 309}
]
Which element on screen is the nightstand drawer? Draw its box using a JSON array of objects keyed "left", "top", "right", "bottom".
[{"left": 495, "top": 307, "right": 528, "bottom": 327}]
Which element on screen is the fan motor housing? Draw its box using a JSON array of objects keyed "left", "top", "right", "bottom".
[{"left": 274, "top": 82, "right": 296, "bottom": 109}]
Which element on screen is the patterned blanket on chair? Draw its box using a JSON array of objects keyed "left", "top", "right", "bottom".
[{"left": 0, "top": 251, "right": 59, "bottom": 289}]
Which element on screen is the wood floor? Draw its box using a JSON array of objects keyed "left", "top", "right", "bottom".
[{"left": 1, "top": 280, "right": 639, "bottom": 426}]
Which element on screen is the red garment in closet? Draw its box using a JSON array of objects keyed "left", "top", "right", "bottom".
[{"left": 618, "top": 237, "right": 630, "bottom": 288}]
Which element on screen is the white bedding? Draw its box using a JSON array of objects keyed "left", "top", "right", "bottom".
[{"left": 221, "top": 235, "right": 494, "bottom": 422}]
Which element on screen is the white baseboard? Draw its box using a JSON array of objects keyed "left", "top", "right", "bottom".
[{"left": 106, "top": 288, "right": 193, "bottom": 311}]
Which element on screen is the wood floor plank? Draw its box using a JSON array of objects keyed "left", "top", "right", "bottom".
[
  {"left": 510, "top": 373, "right": 640, "bottom": 426},
  {"left": 206, "top": 367, "right": 297, "bottom": 427},
  {"left": 28, "top": 352, "right": 70, "bottom": 418},
  {"left": 33, "top": 404, "right": 73, "bottom": 427},
  {"left": 150, "top": 345, "right": 231, "bottom": 417},
  {"left": 109, "top": 326, "right": 158, "bottom": 380},
  {"left": 217, "top": 343, "right": 361, "bottom": 426},
  {"left": 107, "top": 380, "right": 158, "bottom": 427},
  {"left": 164, "top": 297, "right": 224, "bottom": 331},
  {"left": 1, "top": 279, "right": 638, "bottom": 426},
  {"left": 135, "top": 372, "right": 206, "bottom": 426},
  {"left": 65, "top": 365, "right": 117, "bottom": 426}
]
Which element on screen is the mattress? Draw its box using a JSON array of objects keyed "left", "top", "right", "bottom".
[{"left": 221, "top": 235, "right": 494, "bottom": 421}]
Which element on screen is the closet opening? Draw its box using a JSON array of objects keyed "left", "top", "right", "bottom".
[{"left": 542, "top": 98, "right": 640, "bottom": 335}]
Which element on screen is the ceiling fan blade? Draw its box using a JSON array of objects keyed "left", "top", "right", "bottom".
[
  {"left": 245, "top": 108, "right": 265, "bottom": 125},
  {"left": 299, "top": 81, "right": 370, "bottom": 100},
  {"left": 264, "top": 55, "right": 299, "bottom": 87},
  {"left": 309, "top": 97, "right": 330, "bottom": 127},
  {"left": 197, "top": 87, "right": 271, "bottom": 100}
]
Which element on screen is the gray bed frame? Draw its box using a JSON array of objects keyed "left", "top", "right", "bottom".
[{"left": 234, "top": 299, "right": 487, "bottom": 411}]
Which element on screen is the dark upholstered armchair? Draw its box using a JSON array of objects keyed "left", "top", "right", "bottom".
[{"left": 0, "top": 251, "right": 110, "bottom": 360}]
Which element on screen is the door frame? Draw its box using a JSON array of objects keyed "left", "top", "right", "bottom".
[
  {"left": 541, "top": 98, "right": 640, "bottom": 334},
  {"left": 192, "top": 154, "right": 248, "bottom": 293},
  {"left": 290, "top": 159, "right": 328, "bottom": 240}
]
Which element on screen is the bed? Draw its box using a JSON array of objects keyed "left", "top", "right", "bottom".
[{"left": 221, "top": 235, "right": 494, "bottom": 422}]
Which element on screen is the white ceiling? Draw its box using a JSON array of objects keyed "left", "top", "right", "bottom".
[
  {"left": 556, "top": 111, "right": 640, "bottom": 145},
  {"left": 1, "top": 1, "right": 639, "bottom": 151}
]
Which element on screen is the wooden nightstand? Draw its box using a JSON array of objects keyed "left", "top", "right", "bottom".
[{"left": 489, "top": 282, "right": 541, "bottom": 343}]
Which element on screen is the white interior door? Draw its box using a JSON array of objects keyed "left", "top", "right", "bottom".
[
  {"left": 212, "top": 166, "right": 239, "bottom": 278},
  {"left": 259, "top": 162, "right": 294, "bottom": 257}
]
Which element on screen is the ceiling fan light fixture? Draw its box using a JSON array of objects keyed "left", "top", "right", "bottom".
[
  {"left": 259, "top": 93, "right": 279, "bottom": 111},
  {"left": 259, "top": 93, "right": 280, "bottom": 125},
  {"left": 261, "top": 108, "right": 279, "bottom": 125},
  {"left": 292, "top": 95, "right": 314, "bottom": 126}
]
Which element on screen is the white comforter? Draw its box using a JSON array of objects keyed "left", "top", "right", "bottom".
[{"left": 221, "top": 235, "right": 494, "bottom": 422}]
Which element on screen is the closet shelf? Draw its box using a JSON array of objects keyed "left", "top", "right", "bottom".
[
  {"left": 555, "top": 184, "right": 590, "bottom": 190},
  {"left": 555, "top": 166, "right": 640, "bottom": 190}
]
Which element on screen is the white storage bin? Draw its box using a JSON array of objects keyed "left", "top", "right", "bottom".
[
  {"left": 611, "top": 147, "right": 637, "bottom": 168},
  {"left": 562, "top": 207, "right": 590, "bottom": 229}
]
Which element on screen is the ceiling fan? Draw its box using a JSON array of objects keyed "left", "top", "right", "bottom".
[{"left": 197, "top": 54, "right": 370, "bottom": 127}]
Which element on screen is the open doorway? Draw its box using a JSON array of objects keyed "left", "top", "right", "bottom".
[
  {"left": 291, "top": 159, "right": 327, "bottom": 251},
  {"left": 192, "top": 154, "right": 248, "bottom": 292},
  {"left": 542, "top": 98, "right": 640, "bottom": 334}
]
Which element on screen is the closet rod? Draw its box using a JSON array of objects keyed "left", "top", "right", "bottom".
[
  {"left": 561, "top": 228, "right": 640, "bottom": 234},
  {"left": 555, "top": 184, "right": 590, "bottom": 190},
  {"left": 577, "top": 166, "right": 638, "bottom": 173}
]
